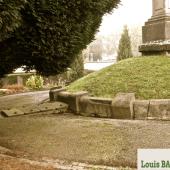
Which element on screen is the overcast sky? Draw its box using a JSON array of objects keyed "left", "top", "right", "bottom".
[{"left": 98, "top": 0, "right": 152, "bottom": 35}]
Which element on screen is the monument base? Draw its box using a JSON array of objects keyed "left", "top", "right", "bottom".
[
  {"left": 139, "top": 41, "right": 170, "bottom": 56},
  {"left": 142, "top": 16, "right": 170, "bottom": 43}
]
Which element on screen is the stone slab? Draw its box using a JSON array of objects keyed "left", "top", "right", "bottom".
[
  {"left": 139, "top": 42, "right": 170, "bottom": 56},
  {"left": 112, "top": 93, "right": 135, "bottom": 119},
  {"left": 20, "top": 102, "right": 68, "bottom": 115},
  {"left": 57, "top": 91, "right": 88, "bottom": 113},
  {"left": 79, "top": 96, "right": 112, "bottom": 118},
  {"left": 148, "top": 99, "right": 170, "bottom": 120},
  {"left": 133, "top": 100, "right": 149, "bottom": 120},
  {"left": 49, "top": 88, "right": 66, "bottom": 101},
  {"left": 38, "top": 102, "right": 68, "bottom": 113},
  {"left": 20, "top": 105, "right": 41, "bottom": 114},
  {"left": 142, "top": 10, "right": 170, "bottom": 43},
  {"left": 0, "top": 101, "right": 68, "bottom": 117},
  {"left": 90, "top": 97, "right": 112, "bottom": 105},
  {"left": 1, "top": 108, "right": 24, "bottom": 117}
]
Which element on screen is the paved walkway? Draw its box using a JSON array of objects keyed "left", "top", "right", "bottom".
[{"left": 0, "top": 91, "right": 49, "bottom": 110}]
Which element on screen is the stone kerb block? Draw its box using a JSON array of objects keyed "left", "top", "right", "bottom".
[
  {"left": 57, "top": 91, "right": 88, "bottom": 113},
  {"left": 112, "top": 93, "right": 135, "bottom": 119},
  {"left": 148, "top": 99, "right": 170, "bottom": 120},
  {"left": 79, "top": 96, "right": 113, "bottom": 118},
  {"left": 132, "top": 100, "right": 150, "bottom": 120},
  {"left": 49, "top": 87, "right": 66, "bottom": 101}
]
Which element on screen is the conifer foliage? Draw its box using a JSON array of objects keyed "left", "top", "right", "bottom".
[
  {"left": 0, "top": 0, "right": 120, "bottom": 77},
  {"left": 117, "top": 25, "right": 133, "bottom": 61}
]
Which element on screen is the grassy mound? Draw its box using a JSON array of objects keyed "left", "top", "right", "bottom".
[{"left": 68, "top": 56, "right": 170, "bottom": 99}]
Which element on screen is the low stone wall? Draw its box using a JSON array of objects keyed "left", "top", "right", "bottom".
[
  {"left": 49, "top": 88, "right": 170, "bottom": 120},
  {"left": 133, "top": 99, "right": 170, "bottom": 120},
  {"left": 79, "top": 96, "right": 113, "bottom": 118}
]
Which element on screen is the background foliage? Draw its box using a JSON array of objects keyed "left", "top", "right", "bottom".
[
  {"left": 26, "top": 75, "right": 44, "bottom": 89},
  {"left": 0, "top": 0, "right": 120, "bottom": 77},
  {"left": 117, "top": 25, "right": 133, "bottom": 61},
  {"left": 69, "top": 53, "right": 84, "bottom": 82}
]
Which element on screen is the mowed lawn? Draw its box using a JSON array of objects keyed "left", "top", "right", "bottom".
[
  {"left": 0, "top": 114, "right": 170, "bottom": 168},
  {"left": 68, "top": 56, "right": 170, "bottom": 99}
]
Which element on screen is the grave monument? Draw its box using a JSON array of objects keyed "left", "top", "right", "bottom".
[{"left": 139, "top": 0, "right": 170, "bottom": 55}]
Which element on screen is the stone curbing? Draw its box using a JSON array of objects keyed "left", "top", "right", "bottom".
[{"left": 49, "top": 88, "right": 170, "bottom": 120}]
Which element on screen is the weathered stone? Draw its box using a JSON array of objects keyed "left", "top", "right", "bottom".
[
  {"left": 148, "top": 99, "right": 170, "bottom": 120},
  {"left": 17, "top": 75, "right": 23, "bottom": 85},
  {"left": 20, "top": 104, "right": 41, "bottom": 114},
  {"left": 20, "top": 102, "right": 68, "bottom": 115},
  {"left": 0, "top": 113, "right": 4, "bottom": 118},
  {"left": 79, "top": 96, "right": 112, "bottom": 118},
  {"left": 139, "top": 43, "right": 170, "bottom": 56},
  {"left": 133, "top": 100, "right": 149, "bottom": 120},
  {"left": 1, "top": 108, "right": 24, "bottom": 117},
  {"left": 139, "top": 0, "right": 170, "bottom": 55},
  {"left": 142, "top": 18, "right": 170, "bottom": 44},
  {"left": 38, "top": 102, "right": 68, "bottom": 113},
  {"left": 49, "top": 87, "right": 66, "bottom": 101},
  {"left": 111, "top": 93, "right": 135, "bottom": 119},
  {"left": 90, "top": 97, "right": 112, "bottom": 105},
  {"left": 57, "top": 91, "right": 88, "bottom": 113}
]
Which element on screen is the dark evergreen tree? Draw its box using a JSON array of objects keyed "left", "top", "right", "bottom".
[
  {"left": 0, "top": 0, "right": 120, "bottom": 77},
  {"left": 117, "top": 25, "right": 133, "bottom": 61}
]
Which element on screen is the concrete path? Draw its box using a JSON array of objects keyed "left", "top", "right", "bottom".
[{"left": 0, "top": 91, "right": 49, "bottom": 110}]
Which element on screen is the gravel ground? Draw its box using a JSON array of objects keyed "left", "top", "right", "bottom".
[
  {"left": 0, "top": 154, "right": 55, "bottom": 170},
  {"left": 0, "top": 114, "right": 170, "bottom": 168},
  {"left": 0, "top": 91, "right": 169, "bottom": 169}
]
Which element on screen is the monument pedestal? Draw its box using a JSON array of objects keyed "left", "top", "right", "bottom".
[
  {"left": 139, "top": 0, "right": 170, "bottom": 55},
  {"left": 139, "top": 41, "right": 170, "bottom": 56}
]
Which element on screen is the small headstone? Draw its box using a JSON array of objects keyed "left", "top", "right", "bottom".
[{"left": 17, "top": 76, "right": 23, "bottom": 86}]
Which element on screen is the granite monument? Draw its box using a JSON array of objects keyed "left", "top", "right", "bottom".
[{"left": 139, "top": 0, "right": 170, "bottom": 55}]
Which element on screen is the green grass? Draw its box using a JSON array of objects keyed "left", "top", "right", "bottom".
[{"left": 68, "top": 56, "right": 170, "bottom": 99}]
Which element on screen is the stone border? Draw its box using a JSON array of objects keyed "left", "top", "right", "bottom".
[{"left": 49, "top": 89, "right": 170, "bottom": 120}]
